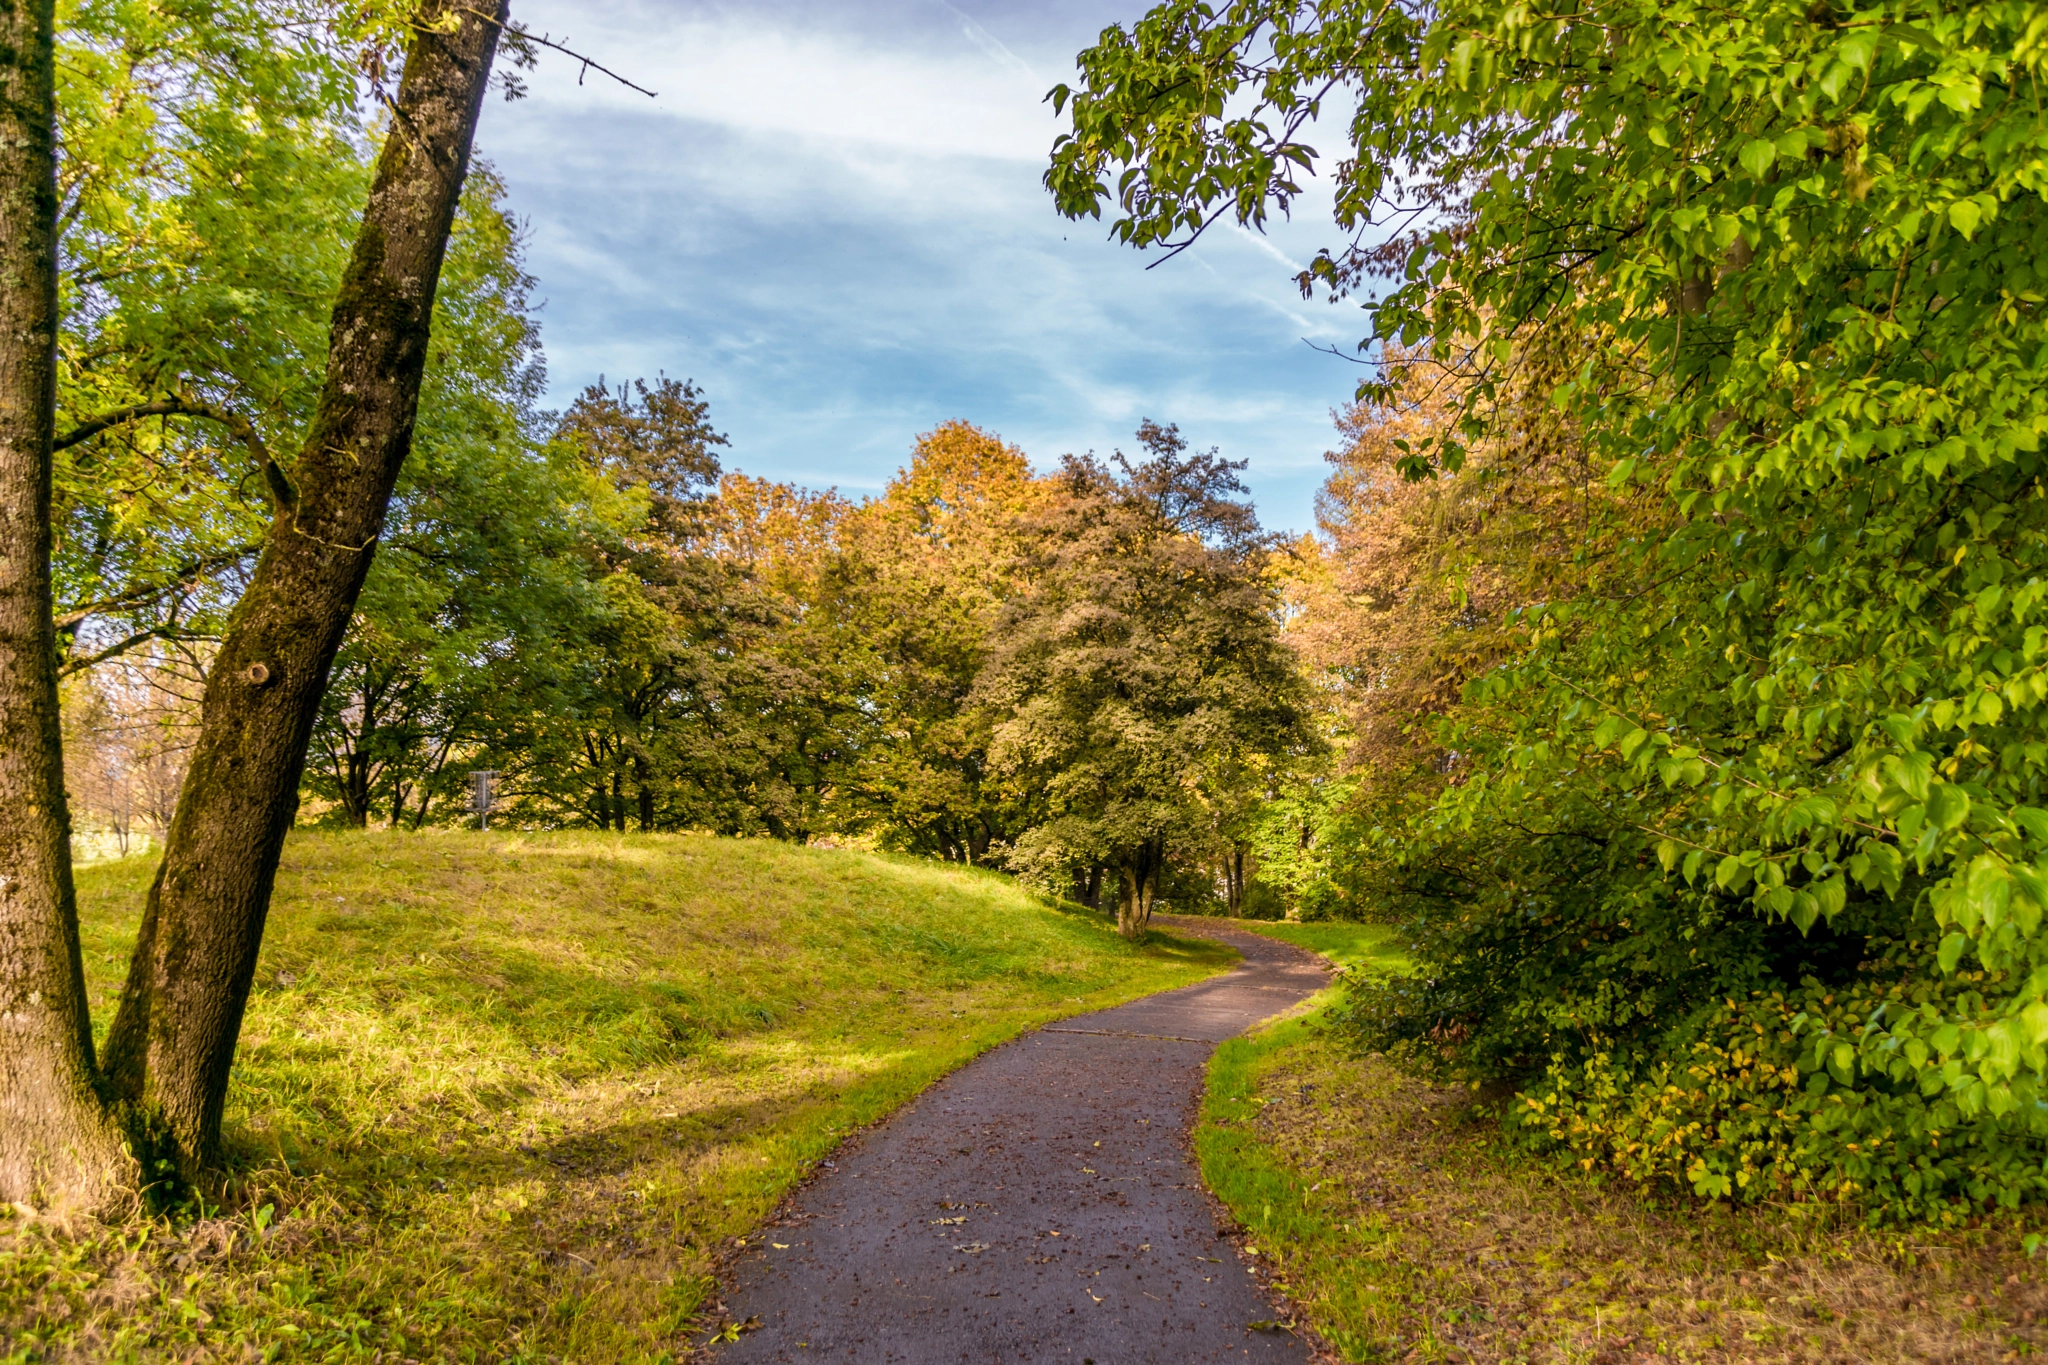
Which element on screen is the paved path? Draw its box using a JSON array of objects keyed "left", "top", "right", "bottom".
[{"left": 714, "top": 918, "right": 1329, "bottom": 1364}]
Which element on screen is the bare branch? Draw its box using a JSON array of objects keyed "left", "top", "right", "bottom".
[
  {"left": 453, "top": 7, "right": 656, "bottom": 98},
  {"left": 54, "top": 546, "right": 258, "bottom": 630},
  {"left": 59, "top": 624, "right": 208, "bottom": 679}
]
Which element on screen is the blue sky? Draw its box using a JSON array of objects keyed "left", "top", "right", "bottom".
[{"left": 482, "top": 0, "right": 1374, "bottom": 536}]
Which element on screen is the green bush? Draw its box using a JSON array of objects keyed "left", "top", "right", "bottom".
[{"left": 1332, "top": 809, "right": 2048, "bottom": 1221}]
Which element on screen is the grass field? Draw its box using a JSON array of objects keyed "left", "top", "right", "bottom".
[
  {"left": 1197, "top": 1004, "right": 2046, "bottom": 1363},
  {"left": 0, "top": 830, "right": 1233, "bottom": 1363}
]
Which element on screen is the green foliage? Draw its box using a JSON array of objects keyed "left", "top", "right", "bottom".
[
  {"left": 1511, "top": 964, "right": 2048, "bottom": 1221},
  {"left": 1245, "top": 773, "right": 1367, "bottom": 919},
  {"left": 306, "top": 170, "right": 620, "bottom": 828},
  {"left": 1052, "top": 0, "right": 2048, "bottom": 1216},
  {"left": 53, "top": 0, "right": 373, "bottom": 661},
  {"left": 978, "top": 422, "right": 1317, "bottom": 928}
]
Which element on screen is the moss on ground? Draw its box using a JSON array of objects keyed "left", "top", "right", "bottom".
[
  {"left": 1198, "top": 1008, "right": 2048, "bottom": 1363},
  {"left": 0, "top": 830, "right": 1232, "bottom": 1363}
]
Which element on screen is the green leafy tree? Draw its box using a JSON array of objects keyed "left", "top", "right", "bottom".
[
  {"left": 1, "top": 0, "right": 509, "bottom": 1204},
  {"left": 52, "top": 0, "right": 378, "bottom": 672},
  {"left": 305, "top": 234, "right": 616, "bottom": 828},
  {"left": 1050, "top": 0, "right": 2048, "bottom": 1214},
  {"left": 980, "top": 422, "right": 1315, "bottom": 937},
  {"left": 826, "top": 421, "right": 1045, "bottom": 862},
  {"left": 476, "top": 376, "right": 825, "bottom": 835}
]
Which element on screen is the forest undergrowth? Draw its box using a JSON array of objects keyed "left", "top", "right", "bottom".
[
  {"left": 0, "top": 831, "right": 1229, "bottom": 1363},
  {"left": 1200, "top": 998, "right": 2046, "bottom": 1365}
]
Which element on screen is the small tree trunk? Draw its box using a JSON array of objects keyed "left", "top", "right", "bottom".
[
  {"left": 342, "top": 747, "right": 371, "bottom": 828},
  {"left": 100, "top": 1, "right": 505, "bottom": 1172},
  {"left": 1115, "top": 865, "right": 1146, "bottom": 939},
  {"left": 0, "top": 0, "right": 131, "bottom": 1212},
  {"left": 1114, "top": 839, "right": 1163, "bottom": 940},
  {"left": 634, "top": 755, "right": 654, "bottom": 831}
]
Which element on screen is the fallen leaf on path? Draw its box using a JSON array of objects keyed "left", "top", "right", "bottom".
[{"left": 708, "top": 1316, "right": 763, "bottom": 1344}]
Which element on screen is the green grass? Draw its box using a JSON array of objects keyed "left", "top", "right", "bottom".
[
  {"left": 1197, "top": 1003, "right": 2044, "bottom": 1363},
  {"left": 0, "top": 829, "right": 1232, "bottom": 1363},
  {"left": 1210, "top": 919, "right": 1408, "bottom": 975}
]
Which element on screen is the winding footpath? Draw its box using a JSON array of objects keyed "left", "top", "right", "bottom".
[{"left": 715, "top": 919, "right": 1329, "bottom": 1363}]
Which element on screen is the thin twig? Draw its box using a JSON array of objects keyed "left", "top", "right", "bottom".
[{"left": 455, "top": 6, "right": 656, "bottom": 97}]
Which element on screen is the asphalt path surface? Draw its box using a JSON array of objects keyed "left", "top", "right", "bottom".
[{"left": 714, "top": 917, "right": 1330, "bottom": 1364}]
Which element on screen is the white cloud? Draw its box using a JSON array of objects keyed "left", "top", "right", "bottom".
[{"left": 483, "top": 0, "right": 1378, "bottom": 533}]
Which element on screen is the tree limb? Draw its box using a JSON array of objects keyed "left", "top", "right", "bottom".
[
  {"left": 54, "top": 546, "right": 258, "bottom": 630},
  {"left": 56, "top": 395, "right": 298, "bottom": 510},
  {"left": 58, "top": 624, "right": 205, "bottom": 679}
]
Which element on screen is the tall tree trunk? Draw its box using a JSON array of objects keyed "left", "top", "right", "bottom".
[
  {"left": 634, "top": 754, "right": 654, "bottom": 831},
  {"left": 0, "top": 0, "right": 130, "bottom": 1212},
  {"left": 100, "top": 1, "right": 505, "bottom": 1172}
]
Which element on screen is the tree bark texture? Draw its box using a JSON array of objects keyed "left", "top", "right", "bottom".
[
  {"left": 0, "top": 0, "right": 131, "bottom": 1212},
  {"left": 101, "top": 0, "right": 506, "bottom": 1170}
]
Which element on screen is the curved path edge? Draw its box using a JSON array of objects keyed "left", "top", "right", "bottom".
[{"left": 708, "top": 917, "right": 1330, "bottom": 1364}]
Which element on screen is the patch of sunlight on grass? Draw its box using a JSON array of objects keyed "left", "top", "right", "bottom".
[
  {"left": 1212, "top": 918, "right": 1410, "bottom": 975},
  {"left": 4, "top": 829, "right": 1233, "bottom": 1364}
]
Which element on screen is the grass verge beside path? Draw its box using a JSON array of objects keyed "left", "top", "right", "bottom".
[
  {"left": 1198, "top": 1008, "right": 2047, "bottom": 1363},
  {"left": 1204, "top": 919, "right": 1408, "bottom": 976},
  {"left": 0, "top": 830, "right": 1231, "bottom": 1364}
]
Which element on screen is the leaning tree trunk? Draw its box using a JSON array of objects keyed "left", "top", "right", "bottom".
[
  {"left": 0, "top": 0, "right": 131, "bottom": 1212},
  {"left": 100, "top": 0, "right": 506, "bottom": 1172}
]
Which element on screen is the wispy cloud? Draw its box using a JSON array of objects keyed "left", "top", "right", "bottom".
[{"left": 485, "top": 0, "right": 1375, "bottom": 531}]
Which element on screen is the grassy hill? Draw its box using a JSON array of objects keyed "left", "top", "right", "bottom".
[{"left": 2, "top": 831, "right": 1232, "bottom": 1363}]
